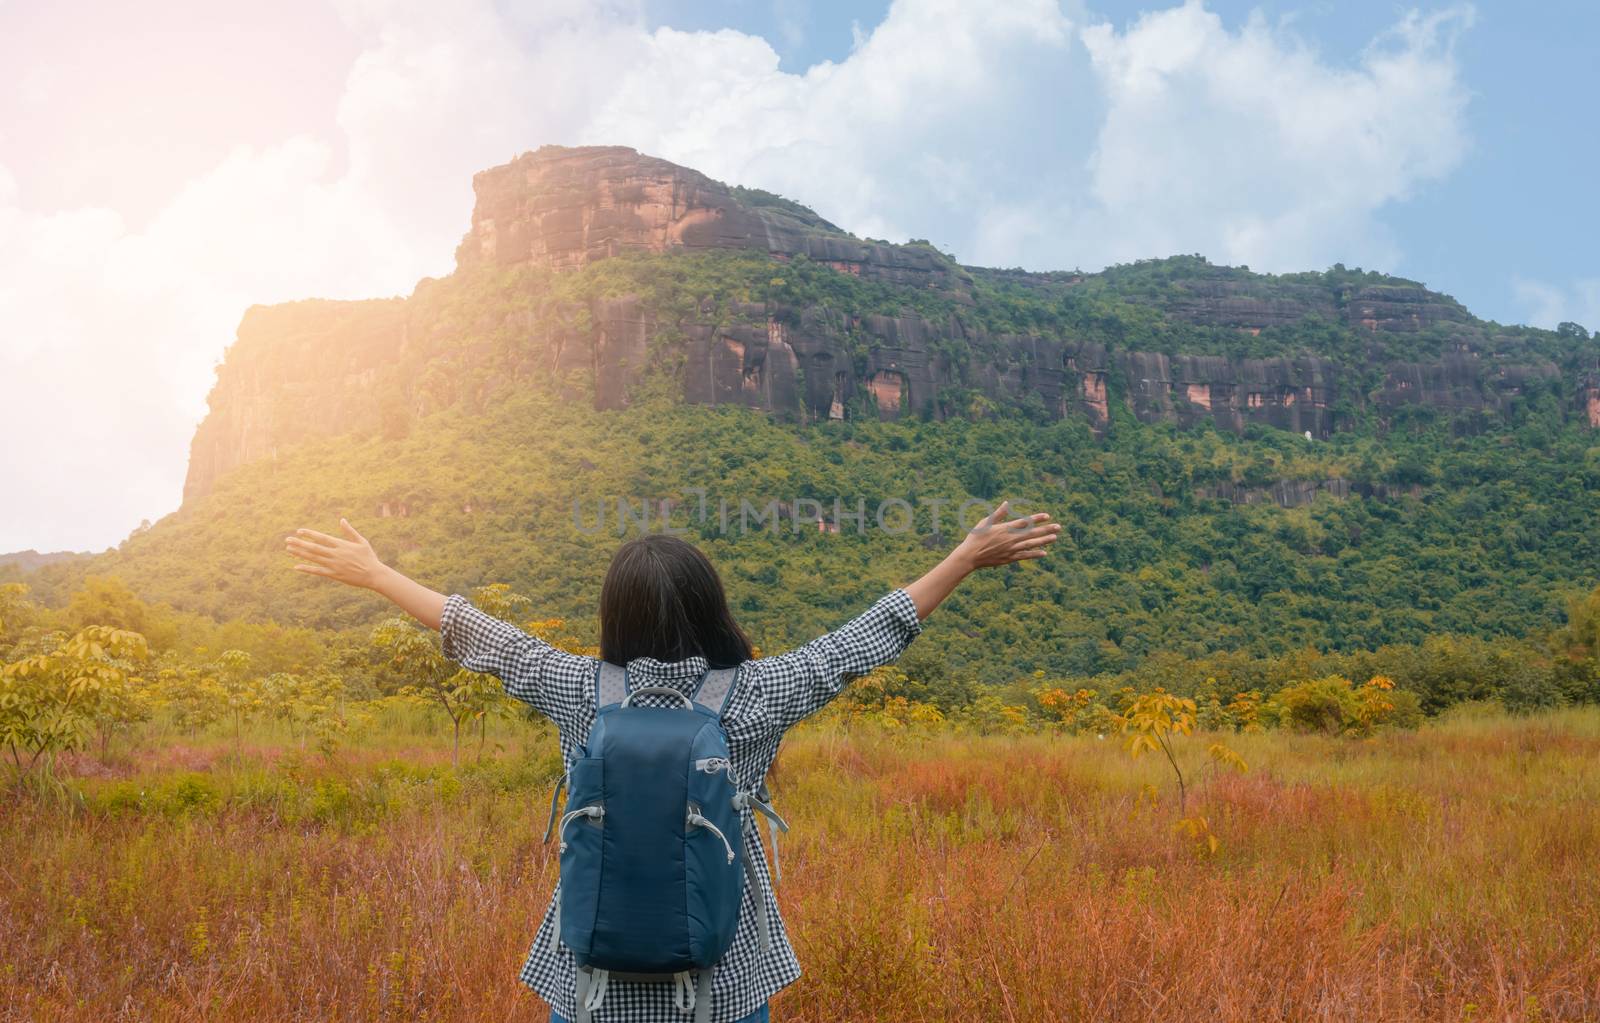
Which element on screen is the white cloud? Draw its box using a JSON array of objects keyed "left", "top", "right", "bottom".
[
  {"left": 0, "top": 0, "right": 1476, "bottom": 552},
  {"left": 1077, "top": 1, "right": 1473, "bottom": 271},
  {"left": 574, "top": 0, "right": 1471, "bottom": 272},
  {"left": 1513, "top": 276, "right": 1600, "bottom": 332},
  {"left": 581, "top": 0, "right": 1087, "bottom": 259},
  {"left": 1, "top": 0, "right": 644, "bottom": 554},
  {"left": 0, "top": 137, "right": 416, "bottom": 555}
]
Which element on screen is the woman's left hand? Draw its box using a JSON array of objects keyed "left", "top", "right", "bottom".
[
  {"left": 953, "top": 500, "right": 1060, "bottom": 569},
  {"left": 284, "top": 518, "right": 386, "bottom": 589}
]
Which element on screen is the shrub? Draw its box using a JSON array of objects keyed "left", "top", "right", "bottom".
[
  {"left": 157, "top": 772, "right": 220, "bottom": 816},
  {"left": 1276, "top": 676, "right": 1359, "bottom": 735},
  {"left": 1274, "top": 675, "right": 1423, "bottom": 735},
  {"left": 1501, "top": 664, "right": 1566, "bottom": 714}
]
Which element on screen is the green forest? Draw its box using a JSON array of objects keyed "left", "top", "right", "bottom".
[
  {"left": 9, "top": 381, "right": 1600, "bottom": 719},
  {"left": 6, "top": 234, "right": 1600, "bottom": 731}
]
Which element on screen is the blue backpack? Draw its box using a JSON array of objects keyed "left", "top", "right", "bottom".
[{"left": 542, "top": 661, "right": 787, "bottom": 1023}]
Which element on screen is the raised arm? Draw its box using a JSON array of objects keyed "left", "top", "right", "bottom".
[
  {"left": 284, "top": 519, "right": 589, "bottom": 726},
  {"left": 754, "top": 500, "right": 1059, "bottom": 731}
]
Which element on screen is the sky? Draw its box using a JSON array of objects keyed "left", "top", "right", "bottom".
[{"left": 1, "top": 0, "right": 1596, "bottom": 555}]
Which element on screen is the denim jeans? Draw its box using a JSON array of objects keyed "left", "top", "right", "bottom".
[{"left": 551, "top": 1006, "right": 769, "bottom": 1023}]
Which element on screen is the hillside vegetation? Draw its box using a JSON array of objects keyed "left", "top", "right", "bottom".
[{"left": 11, "top": 374, "right": 1600, "bottom": 713}]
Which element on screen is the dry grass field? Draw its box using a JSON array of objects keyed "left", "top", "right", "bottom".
[{"left": 4, "top": 707, "right": 1599, "bottom": 1022}]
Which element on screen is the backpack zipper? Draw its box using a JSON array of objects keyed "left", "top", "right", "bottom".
[
  {"left": 686, "top": 804, "right": 736, "bottom": 864},
  {"left": 693, "top": 756, "right": 731, "bottom": 776}
]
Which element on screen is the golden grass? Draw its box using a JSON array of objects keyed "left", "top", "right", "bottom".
[{"left": 3, "top": 709, "right": 1599, "bottom": 1021}]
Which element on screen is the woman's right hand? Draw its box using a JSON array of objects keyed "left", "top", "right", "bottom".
[{"left": 285, "top": 518, "right": 386, "bottom": 589}]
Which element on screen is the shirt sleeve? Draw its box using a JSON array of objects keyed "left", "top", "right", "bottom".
[
  {"left": 438, "top": 592, "right": 592, "bottom": 730},
  {"left": 747, "top": 587, "right": 923, "bottom": 734}
]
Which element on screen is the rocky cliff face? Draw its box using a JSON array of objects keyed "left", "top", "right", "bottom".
[
  {"left": 181, "top": 145, "right": 1598, "bottom": 503},
  {"left": 183, "top": 299, "right": 406, "bottom": 503},
  {"left": 1090, "top": 265, "right": 1479, "bottom": 338},
  {"left": 551, "top": 299, "right": 1343, "bottom": 437},
  {"left": 457, "top": 145, "right": 957, "bottom": 290}
]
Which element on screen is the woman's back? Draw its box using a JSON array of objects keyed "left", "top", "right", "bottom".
[{"left": 437, "top": 587, "right": 925, "bottom": 1022}]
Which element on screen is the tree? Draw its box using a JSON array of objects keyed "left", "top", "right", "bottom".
[
  {"left": 958, "top": 693, "right": 1029, "bottom": 735},
  {"left": 1117, "top": 688, "right": 1246, "bottom": 861},
  {"left": 1558, "top": 584, "right": 1600, "bottom": 661},
  {"left": 525, "top": 617, "right": 598, "bottom": 657},
  {"left": 1033, "top": 683, "right": 1101, "bottom": 733},
  {"left": 1119, "top": 689, "right": 1199, "bottom": 811},
  {"left": 91, "top": 668, "right": 155, "bottom": 758},
  {"left": 215, "top": 649, "right": 262, "bottom": 751},
  {"left": 261, "top": 670, "right": 350, "bottom": 751},
  {"left": 472, "top": 582, "right": 532, "bottom": 622},
  {"left": 1275, "top": 675, "right": 1358, "bottom": 735},
  {"left": 1225, "top": 690, "right": 1264, "bottom": 733},
  {"left": 1274, "top": 674, "right": 1421, "bottom": 735},
  {"left": 372, "top": 617, "right": 489, "bottom": 768},
  {"left": 456, "top": 671, "right": 516, "bottom": 760},
  {"left": 1, "top": 625, "right": 149, "bottom": 790},
  {"left": 0, "top": 582, "right": 40, "bottom": 650},
  {"left": 64, "top": 576, "right": 177, "bottom": 650},
  {"left": 153, "top": 660, "right": 226, "bottom": 737}
]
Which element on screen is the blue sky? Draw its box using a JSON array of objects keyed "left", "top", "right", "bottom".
[
  {"left": 646, "top": 0, "right": 1598, "bottom": 327},
  {"left": 2, "top": 0, "right": 1597, "bottom": 552}
]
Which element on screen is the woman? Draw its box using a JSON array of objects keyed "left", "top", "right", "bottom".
[{"left": 285, "top": 500, "right": 1058, "bottom": 1022}]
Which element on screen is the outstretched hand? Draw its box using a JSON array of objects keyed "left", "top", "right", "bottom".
[
  {"left": 284, "top": 518, "right": 386, "bottom": 589},
  {"left": 954, "top": 500, "right": 1061, "bottom": 569},
  {"left": 903, "top": 500, "right": 1061, "bottom": 620}
]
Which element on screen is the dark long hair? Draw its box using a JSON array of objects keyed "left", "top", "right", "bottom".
[{"left": 598, "top": 534, "right": 754, "bottom": 669}]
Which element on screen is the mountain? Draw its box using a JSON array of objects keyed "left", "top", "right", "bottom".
[
  {"left": 182, "top": 144, "right": 1600, "bottom": 504},
  {"left": 16, "top": 145, "right": 1600, "bottom": 682},
  {"left": 0, "top": 549, "right": 95, "bottom": 576}
]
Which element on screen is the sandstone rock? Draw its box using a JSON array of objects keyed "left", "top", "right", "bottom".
[
  {"left": 1342, "top": 284, "right": 1472, "bottom": 333},
  {"left": 1156, "top": 277, "right": 1336, "bottom": 330},
  {"left": 182, "top": 298, "right": 406, "bottom": 503},
  {"left": 1118, "top": 350, "right": 1340, "bottom": 438},
  {"left": 457, "top": 145, "right": 960, "bottom": 292}
]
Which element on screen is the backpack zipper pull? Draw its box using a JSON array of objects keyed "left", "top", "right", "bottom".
[
  {"left": 557, "top": 805, "right": 604, "bottom": 852},
  {"left": 686, "top": 809, "right": 736, "bottom": 864}
]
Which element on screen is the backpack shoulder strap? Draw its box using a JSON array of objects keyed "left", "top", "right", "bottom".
[
  {"left": 595, "top": 660, "right": 629, "bottom": 710},
  {"left": 691, "top": 663, "right": 742, "bottom": 719}
]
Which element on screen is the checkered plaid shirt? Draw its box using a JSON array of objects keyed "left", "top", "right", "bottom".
[{"left": 438, "top": 587, "right": 924, "bottom": 1022}]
